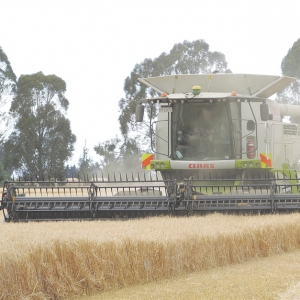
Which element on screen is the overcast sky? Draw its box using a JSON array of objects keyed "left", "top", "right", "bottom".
[{"left": 1, "top": 0, "right": 300, "bottom": 166}]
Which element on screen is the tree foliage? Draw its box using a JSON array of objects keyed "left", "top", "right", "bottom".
[
  {"left": 0, "top": 47, "right": 17, "bottom": 141},
  {"left": 0, "top": 145, "right": 10, "bottom": 181},
  {"left": 0, "top": 46, "right": 16, "bottom": 103},
  {"left": 77, "top": 144, "right": 100, "bottom": 179},
  {"left": 94, "top": 137, "right": 122, "bottom": 173},
  {"left": 94, "top": 136, "right": 141, "bottom": 174},
  {"left": 3, "top": 72, "right": 76, "bottom": 179},
  {"left": 118, "top": 39, "right": 229, "bottom": 138},
  {"left": 65, "top": 164, "right": 78, "bottom": 178},
  {"left": 281, "top": 38, "right": 300, "bottom": 78},
  {"left": 119, "top": 137, "right": 142, "bottom": 172},
  {"left": 277, "top": 38, "right": 300, "bottom": 104}
]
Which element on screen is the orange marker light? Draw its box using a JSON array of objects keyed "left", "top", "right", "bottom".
[
  {"left": 161, "top": 92, "right": 167, "bottom": 97},
  {"left": 231, "top": 91, "right": 237, "bottom": 96}
]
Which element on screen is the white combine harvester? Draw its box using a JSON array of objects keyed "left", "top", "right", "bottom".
[{"left": 2, "top": 73, "right": 300, "bottom": 221}]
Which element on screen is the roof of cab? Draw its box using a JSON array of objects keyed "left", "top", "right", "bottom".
[{"left": 138, "top": 74, "right": 296, "bottom": 98}]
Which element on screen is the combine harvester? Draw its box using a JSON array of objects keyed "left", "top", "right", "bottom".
[{"left": 2, "top": 73, "right": 300, "bottom": 221}]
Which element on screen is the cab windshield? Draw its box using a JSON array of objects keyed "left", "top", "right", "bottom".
[{"left": 172, "top": 102, "right": 232, "bottom": 160}]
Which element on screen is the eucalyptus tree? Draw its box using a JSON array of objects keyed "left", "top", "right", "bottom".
[
  {"left": 118, "top": 39, "right": 229, "bottom": 140},
  {"left": 3, "top": 72, "right": 76, "bottom": 179},
  {"left": 0, "top": 47, "right": 17, "bottom": 179},
  {"left": 0, "top": 46, "right": 16, "bottom": 105},
  {"left": 94, "top": 137, "right": 122, "bottom": 174},
  {"left": 277, "top": 38, "right": 300, "bottom": 104},
  {"left": 94, "top": 136, "right": 142, "bottom": 175},
  {"left": 77, "top": 144, "right": 100, "bottom": 179},
  {"left": 95, "top": 40, "right": 229, "bottom": 172},
  {"left": 0, "top": 46, "right": 16, "bottom": 142}
]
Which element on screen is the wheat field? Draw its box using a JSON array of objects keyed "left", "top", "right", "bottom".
[{"left": 1, "top": 213, "right": 300, "bottom": 299}]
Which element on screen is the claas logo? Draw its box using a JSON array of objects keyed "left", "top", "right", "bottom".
[{"left": 188, "top": 163, "right": 215, "bottom": 169}]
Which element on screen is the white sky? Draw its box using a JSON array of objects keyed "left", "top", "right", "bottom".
[{"left": 1, "top": 0, "right": 300, "bottom": 166}]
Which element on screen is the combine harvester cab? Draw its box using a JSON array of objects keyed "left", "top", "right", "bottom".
[{"left": 2, "top": 73, "right": 300, "bottom": 221}]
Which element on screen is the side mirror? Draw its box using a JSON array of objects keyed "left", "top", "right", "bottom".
[
  {"left": 260, "top": 102, "right": 269, "bottom": 121},
  {"left": 247, "top": 120, "right": 255, "bottom": 131},
  {"left": 135, "top": 104, "right": 144, "bottom": 122}
]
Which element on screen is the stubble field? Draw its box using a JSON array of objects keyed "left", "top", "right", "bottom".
[{"left": 1, "top": 213, "right": 300, "bottom": 299}]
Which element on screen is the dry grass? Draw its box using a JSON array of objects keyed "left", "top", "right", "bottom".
[{"left": 1, "top": 214, "right": 300, "bottom": 299}]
